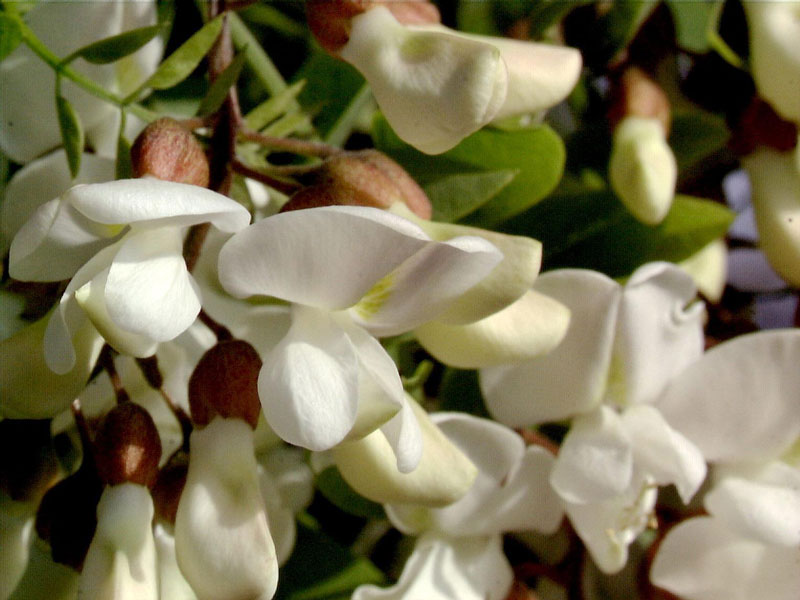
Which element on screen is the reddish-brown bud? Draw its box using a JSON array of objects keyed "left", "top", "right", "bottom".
[
  {"left": 728, "top": 96, "right": 798, "bottom": 155},
  {"left": 131, "top": 117, "right": 210, "bottom": 187},
  {"left": 93, "top": 403, "right": 162, "bottom": 488},
  {"left": 307, "top": 0, "right": 440, "bottom": 53},
  {"left": 188, "top": 340, "right": 263, "bottom": 430},
  {"left": 281, "top": 150, "right": 431, "bottom": 218},
  {"left": 151, "top": 452, "right": 188, "bottom": 525},
  {"left": 608, "top": 67, "right": 672, "bottom": 134}
]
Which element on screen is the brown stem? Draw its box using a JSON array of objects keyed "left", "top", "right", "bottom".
[
  {"left": 135, "top": 356, "right": 195, "bottom": 448},
  {"left": 231, "top": 158, "right": 303, "bottom": 194},
  {"left": 97, "top": 345, "right": 129, "bottom": 404},
  {"left": 239, "top": 127, "right": 341, "bottom": 158},
  {"left": 198, "top": 308, "right": 234, "bottom": 341}
]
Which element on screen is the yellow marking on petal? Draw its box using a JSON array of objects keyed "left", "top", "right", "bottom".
[{"left": 353, "top": 272, "right": 395, "bottom": 320}]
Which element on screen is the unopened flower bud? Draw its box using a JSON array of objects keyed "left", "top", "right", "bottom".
[
  {"left": 131, "top": 118, "right": 210, "bottom": 187},
  {"left": 188, "top": 340, "right": 263, "bottom": 430},
  {"left": 728, "top": 97, "right": 798, "bottom": 156},
  {"left": 150, "top": 453, "right": 188, "bottom": 525},
  {"left": 608, "top": 67, "right": 671, "bottom": 134},
  {"left": 306, "top": 0, "right": 440, "bottom": 53},
  {"left": 94, "top": 402, "right": 162, "bottom": 488},
  {"left": 282, "top": 150, "right": 431, "bottom": 218}
]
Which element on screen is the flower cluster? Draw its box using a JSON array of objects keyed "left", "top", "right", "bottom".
[{"left": 1, "top": 2, "right": 799, "bottom": 600}]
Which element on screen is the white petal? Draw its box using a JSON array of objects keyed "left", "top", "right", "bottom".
[
  {"left": 353, "top": 235, "right": 502, "bottom": 336},
  {"left": 104, "top": 228, "right": 201, "bottom": 342},
  {"left": 153, "top": 524, "right": 198, "bottom": 600},
  {"left": 609, "top": 116, "right": 677, "bottom": 225},
  {"left": 613, "top": 262, "right": 704, "bottom": 407},
  {"left": 742, "top": 148, "right": 800, "bottom": 288},
  {"left": 481, "top": 269, "right": 620, "bottom": 425},
  {"left": 218, "top": 206, "right": 429, "bottom": 309},
  {"left": 376, "top": 396, "right": 423, "bottom": 474},
  {"left": 5, "top": 536, "right": 78, "bottom": 600},
  {"left": 353, "top": 534, "right": 513, "bottom": 600},
  {"left": 65, "top": 179, "right": 251, "bottom": 232},
  {"left": 335, "top": 399, "right": 475, "bottom": 507},
  {"left": 651, "top": 516, "right": 800, "bottom": 600},
  {"left": 565, "top": 473, "right": 657, "bottom": 574},
  {"left": 550, "top": 406, "right": 633, "bottom": 505},
  {"left": 257, "top": 466, "right": 296, "bottom": 566},
  {"left": 745, "top": 1, "right": 800, "bottom": 122},
  {"left": 656, "top": 329, "right": 800, "bottom": 463},
  {"left": 175, "top": 418, "right": 278, "bottom": 600},
  {"left": 258, "top": 306, "right": 359, "bottom": 451},
  {"left": 0, "top": 150, "right": 114, "bottom": 257},
  {"left": 416, "top": 289, "right": 570, "bottom": 369},
  {"left": 677, "top": 239, "right": 727, "bottom": 303},
  {"left": 705, "top": 461, "right": 800, "bottom": 547},
  {"left": 9, "top": 197, "right": 121, "bottom": 282},
  {"left": 341, "top": 7, "right": 507, "bottom": 155},
  {"left": 78, "top": 484, "right": 159, "bottom": 600},
  {"left": 392, "top": 206, "right": 543, "bottom": 325},
  {"left": 621, "top": 405, "right": 706, "bottom": 503},
  {"left": 341, "top": 321, "right": 405, "bottom": 442}
]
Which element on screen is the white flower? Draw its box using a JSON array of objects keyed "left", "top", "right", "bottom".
[
  {"left": 78, "top": 483, "right": 159, "bottom": 600},
  {"left": 218, "top": 206, "right": 501, "bottom": 465},
  {"left": 8, "top": 178, "right": 250, "bottom": 373},
  {"left": 354, "top": 413, "right": 563, "bottom": 600},
  {"left": 609, "top": 116, "right": 677, "bottom": 225},
  {"left": 744, "top": 1, "right": 800, "bottom": 123},
  {"left": 0, "top": 0, "right": 162, "bottom": 163},
  {"left": 339, "top": 6, "right": 582, "bottom": 154},
  {"left": 651, "top": 330, "right": 800, "bottom": 600},
  {"left": 175, "top": 417, "right": 279, "bottom": 600},
  {"left": 741, "top": 145, "right": 800, "bottom": 288},
  {"left": 480, "top": 263, "right": 708, "bottom": 573}
]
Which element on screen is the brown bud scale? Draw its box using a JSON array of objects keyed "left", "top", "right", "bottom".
[{"left": 131, "top": 117, "right": 210, "bottom": 187}]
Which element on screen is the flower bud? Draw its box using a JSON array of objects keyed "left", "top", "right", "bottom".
[
  {"left": 608, "top": 67, "right": 671, "bottom": 134},
  {"left": 306, "top": 0, "right": 440, "bottom": 53},
  {"left": 150, "top": 453, "right": 188, "bottom": 525},
  {"left": 94, "top": 402, "right": 162, "bottom": 488},
  {"left": 131, "top": 118, "right": 210, "bottom": 188},
  {"left": 282, "top": 150, "right": 431, "bottom": 218},
  {"left": 609, "top": 115, "right": 677, "bottom": 225},
  {"left": 728, "top": 97, "right": 798, "bottom": 156},
  {"left": 188, "top": 340, "right": 263, "bottom": 430}
]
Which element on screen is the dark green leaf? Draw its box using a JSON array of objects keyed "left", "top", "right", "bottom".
[
  {"left": 456, "top": 0, "right": 502, "bottom": 35},
  {"left": 669, "top": 110, "right": 730, "bottom": 171},
  {"left": 526, "top": 0, "right": 592, "bottom": 38},
  {"left": 144, "top": 15, "right": 223, "bottom": 90},
  {"left": 596, "top": 0, "right": 656, "bottom": 64},
  {"left": 503, "top": 192, "right": 734, "bottom": 278},
  {"left": 426, "top": 170, "right": 518, "bottom": 222},
  {"left": 196, "top": 50, "right": 247, "bottom": 116},
  {"left": 55, "top": 94, "right": 83, "bottom": 178},
  {"left": 0, "top": 13, "right": 23, "bottom": 62},
  {"left": 666, "top": 0, "right": 721, "bottom": 53},
  {"left": 316, "top": 467, "right": 385, "bottom": 520},
  {"left": 373, "top": 115, "right": 565, "bottom": 227},
  {"left": 276, "top": 522, "right": 385, "bottom": 600},
  {"left": 438, "top": 368, "right": 490, "bottom": 418},
  {"left": 74, "top": 24, "right": 163, "bottom": 64},
  {"left": 245, "top": 80, "right": 305, "bottom": 131},
  {"left": 239, "top": 4, "right": 306, "bottom": 38},
  {"left": 115, "top": 130, "right": 132, "bottom": 180}
]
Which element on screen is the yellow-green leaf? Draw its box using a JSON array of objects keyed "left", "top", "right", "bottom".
[
  {"left": 56, "top": 93, "right": 83, "bottom": 178},
  {"left": 74, "top": 23, "right": 163, "bottom": 64},
  {"left": 196, "top": 50, "right": 246, "bottom": 117}
]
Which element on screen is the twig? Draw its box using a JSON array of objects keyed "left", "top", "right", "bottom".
[{"left": 239, "top": 127, "right": 341, "bottom": 158}]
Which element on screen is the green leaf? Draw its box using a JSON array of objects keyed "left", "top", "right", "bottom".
[
  {"left": 666, "top": 0, "right": 721, "bottom": 53},
  {"left": 0, "top": 13, "right": 23, "bottom": 62},
  {"left": 438, "top": 368, "right": 490, "bottom": 418},
  {"left": 426, "top": 169, "right": 518, "bottom": 222},
  {"left": 245, "top": 80, "right": 305, "bottom": 131},
  {"left": 143, "top": 15, "right": 223, "bottom": 91},
  {"left": 276, "top": 522, "right": 385, "bottom": 600},
  {"left": 316, "top": 467, "right": 385, "bottom": 520},
  {"left": 73, "top": 23, "right": 163, "bottom": 64},
  {"left": 597, "top": 0, "right": 656, "bottom": 64},
  {"left": 373, "top": 115, "right": 565, "bottom": 227},
  {"left": 239, "top": 3, "right": 306, "bottom": 38},
  {"left": 115, "top": 113, "right": 133, "bottom": 180},
  {"left": 503, "top": 191, "right": 734, "bottom": 278},
  {"left": 55, "top": 93, "right": 83, "bottom": 178},
  {"left": 526, "top": 0, "right": 592, "bottom": 38},
  {"left": 456, "top": 0, "right": 502, "bottom": 35},
  {"left": 196, "top": 50, "right": 247, "bottom": 116},
  {"left": 669, "top": 110, "right": 730, "bottom": 171}
]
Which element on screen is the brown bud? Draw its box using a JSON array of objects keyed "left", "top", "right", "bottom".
[
  {"left": 608, "top": 67, "right": 671, "bottom": 134},
  {"left": 188, "top": 340, "right": 263, "bottom": 430},
  {"left": 94, "top": 403, "right": 162, "bottom": 488},
  {"left": 282, "top": 150, "right": 431, "bottom": 218},
  {"left": 728, "top": 96, "right": 798, "bottom": 156},
  {"left": 131, "top": 117, "right": 210, "bottom": 187},
  {"left": 151, "top": 452, "right": 188, "bottom": 525},
  {"left": 307, "top": 0, "right": 440, "bottom": 54}
]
